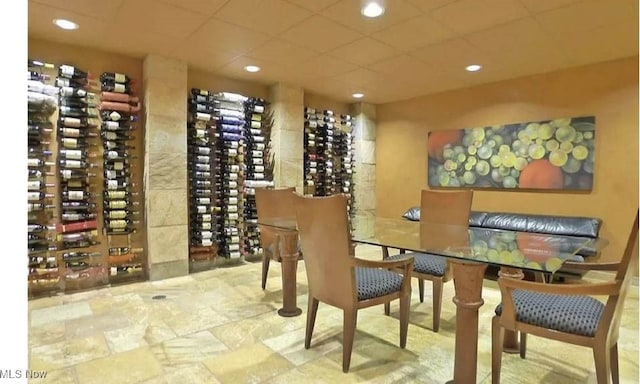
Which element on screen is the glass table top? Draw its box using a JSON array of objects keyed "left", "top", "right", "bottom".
[{"left": 258, "top": 216, "right": 609, "bottom": 274}]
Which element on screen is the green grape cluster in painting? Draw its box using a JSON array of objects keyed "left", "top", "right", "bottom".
[{"left": 427, "top": 116, "right": 595, "bottom": 190}]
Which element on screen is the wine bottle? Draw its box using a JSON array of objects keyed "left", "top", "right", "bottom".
[
  {"left": 59, "top": 106, "right": 99, "bottom": 118},
  {"left": 59, "top": 149, "right": 97, "bottom": 161},
  {"left": 28, "top": 71, "right": 49, "bottom": 82},
  {"left": 62, "top": 179, "right": 91, "bottom": 189},
  {"left": 61, "top": 212, "right": 97, "bottom": 222},
  {"left": 59, "top": 169, "right": 97, "bottom": 181},
  {"left": 57, "top": 127, "right": 99, "bottom": 139},
  {"left": 104, "top": 169, "right": 131, "bottom": 179},
  {"left": 28, "top": 224, "right": 55, "bottom": 233},
  {"left": 105, "top": 179, "right": 134, "bottom": 190},
  {"left": 28, "top": 138, "right": 51, "bottom": 147},
  {"left": 101, "top": 131, "right": 133, "bottom": 141},
  {"left": 103, "top": 210, "right": 139, "bottom": 220},
  {"left": 61, "top": 200, "right": 97, "bottom": 211},
  {"left": 62, "top": 251, "right": 101, "bottom": 261},
  {"left": 54, "top": 76, "right": 88, "bottom": 89},
  {"left": 103, "top": 160, "right": 131, "bottom": 170},
  {"left": 28, "top": 181, "right": 56, "bottom": 191},
  {"left": 59, "top": 86, "right": 95, "bottom": 98},
  {"left": 101, "top": 80, "right": 131, "bottom": 93},
  {"left": 28, "top": 125, "right": 53, "bottom": 137},
  {"left": 28, "top": 203, "right": 55, "bottom": 212},
  {"left": 106, "top": 200, "right": 139, "bottom": 210},
  {"left": 104, "top": 150, "right": 135, "bottom": 160},
  {"left": 101, "top": 110, "right": 136, "bottom": 122},
  {"left": 104, "top": 141, "right": 135, "bottom": 151},
  {"left": 27, "top": 158, "right": 55, "bottom": 168},
  {"left": 27, "top": 192, "right": 54, "bottom": 202},
  {"left": 103, "top": 190, "right": 138, "bottom": 200},
  {"left": 59, "top": 159, "right": 98, "bottom": 169},
  {"left": 63, "top": 238, "right": 99, "bottom": 249},
  {"left": 59, "top": 65, "right": 89, "bottom": 79},
  {"left": 100, "top": 72, "right": 130, "bottom": 84},
  {"left": 61, "top": 190, "right": 96, "bottom": 201},
  {"left": 59, "top": 137, "right": 97, "bottom": 149},
  {"left": 105, "top": 219, "right": 140, "bottom": 231},
  {"left": 59, "top": 116, "right": 100, "bottom": 128}
]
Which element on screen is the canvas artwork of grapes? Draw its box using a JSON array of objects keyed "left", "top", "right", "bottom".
[{"left": 427, "top": 116, "right": 595, "bottom": 191}]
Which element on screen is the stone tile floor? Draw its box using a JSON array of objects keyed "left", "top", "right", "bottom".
[{"left": 28, "top": 245, "right": 639, "bottom": 383}]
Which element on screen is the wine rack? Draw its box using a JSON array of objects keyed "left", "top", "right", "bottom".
[
  {"left": 243, "top": 98, "right": 274, "bottom": 256},
  {"left": 187, "top": 89, "right": 275, "bottom": 270},
  {"left": 99, "top": 71, "right": 145, "bottom": 283},
  {"left": 303, "top": 108, "right": 336, "bottom": 197},
  {"left": 187, "top": 89, "right": 218, "bottom": 268},
  {"left": 55, "top": 64, "right": 108, "bottom": 291},
  {"left": 27, "top": 57, "right": 147, "bottom": 297},
  {"left": 214, "top": 92, "right": 247, "bottom": 260},
  {"left": 27, "top": 59, "right": 60, "bottom": 296},
  {"left": 303, "top": 108, "right": 355, "bottom": 226},
  {"left": 335, "top": 115, "right": 355, "bottom": 224},
  {"left": 303, "top": 107, "right": 319, "bottom": 195}
]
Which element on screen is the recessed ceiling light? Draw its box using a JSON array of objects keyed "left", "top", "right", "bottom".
[
  {"left": 352, "top": 93, "right": 364, "bottom": 99},
  {"left": 53, "top": 19, "right": 79, "bottom": 30},
  {"left": 244, "top": 65, "right": 261, "bottom": 73},
  {"left": 361, "top": 1, "right": 385, "bottom": 18},
  {"left": 465, "top": 64, "right": 482, "bottom": 72}
]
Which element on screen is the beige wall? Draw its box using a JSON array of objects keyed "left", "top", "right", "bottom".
[
  {"left": 377, "top": 56, "right": 639, "bottom": 264},
  {"left": 187, "top": 69, "right": 269, "bottom": 100},
  {"left": 304, "top": 92, "right": 351, "bottom": 116}
]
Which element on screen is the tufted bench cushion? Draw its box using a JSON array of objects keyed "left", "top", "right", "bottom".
[
  {"left": 355, "top": 267, "right": 403, "bottom": 301},
  {"left": 403, "top": 208, "right": 602, "bottom": 258},
  {"left": 494, "top": 289, "right": 605, "bottom": 337}
]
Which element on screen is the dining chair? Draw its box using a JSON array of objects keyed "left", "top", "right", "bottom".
[
  {"left": 491, "top": 210, "right": 639, "bottom": 384},
  {"left": 295, "top": 194, "right": 414, "bottom": 373},
  {"left": 255, "top": 186, "right": 301, "bottom": 290},
  {"left": 384, "top": 189, "right": 473, "bottom": 332}
]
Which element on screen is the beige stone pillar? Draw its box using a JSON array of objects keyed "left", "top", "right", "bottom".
[
  {"left": 142, "top": 55, "right": 189, "bottom": 280},
  {"left": 268, "top": 83, "right": 304, "bottom": 192},
  {"left": 350, "top": 103, "right": 376, "bottom": 238}
]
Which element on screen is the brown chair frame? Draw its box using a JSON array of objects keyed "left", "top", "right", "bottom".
[
  {"left": 255, "top": 187, "right": 300, "bottom": 290},
  {"left": 492, "top": 210, "right": 639, "bottom": 384},
  {"left": 295, "top": 194, "right": 415, "bottom": 373},
  {"left": 384, "top": 189, "right": 473, "bottom": 332}
]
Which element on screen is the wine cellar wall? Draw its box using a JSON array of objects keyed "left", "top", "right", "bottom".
[
  {"left": 187, "top": 88, "right": 274, "bottom": 271},
  {"left": 303, "top": 107, "right": 355, "bottom": 224},
  {"left": 27, "top": 58, "right": 146, "bottom": 297}
]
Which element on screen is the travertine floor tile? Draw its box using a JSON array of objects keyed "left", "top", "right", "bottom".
[
  {"left": 30, "top": 334, "right": 111, "bottom": 371},
  {"left": 26, "top": 244, "right": 639, "bottom": 384},
  {"left": 150, "top": 330, "right": 228, "bottom": 372},
  {"left": 202, "top": 343, "right": 294, "bottom": 383},
  {"left": 75, "top": 347, "right": 163, "bottom": 384},
  {"left": 30, "top": 302, "right": 93, "bottom": 327}
]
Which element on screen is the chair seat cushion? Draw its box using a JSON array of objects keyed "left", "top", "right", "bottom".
[
  {"left": 495, "top": 289, "right": 605, "bottom": 337},
  {"left": 355, "top": 267, "right": 403, "bottom": 301},
  {"left": 388, "top": 252, "right": 447, "bottom": 276}
]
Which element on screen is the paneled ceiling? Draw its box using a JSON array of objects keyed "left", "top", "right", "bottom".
[{"left": 28, "top": 0, "right": 639, "bottom": 103}]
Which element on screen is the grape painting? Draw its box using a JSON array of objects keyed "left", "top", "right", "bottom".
[{"left": 427, "top": 116, "right": 595, "bottom": 191}]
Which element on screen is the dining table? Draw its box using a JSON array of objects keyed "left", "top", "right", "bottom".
[{"left": 258, "top": 216, "right": 609, "bottom": 383}]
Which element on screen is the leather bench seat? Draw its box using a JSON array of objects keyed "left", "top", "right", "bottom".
[{"left": 402, "top": 207, "right": 602, "bottom": 277}]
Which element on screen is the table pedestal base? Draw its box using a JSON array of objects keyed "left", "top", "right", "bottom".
[
  {"left": 277, "top": 230, "right": 302, "bottom": 317},
  {"left": 448, "top": 260, "right": 488, "bottom": 384}
]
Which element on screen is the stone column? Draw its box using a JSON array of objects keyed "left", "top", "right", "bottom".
[
  {"left": 350, "top": 103, "right": 377, "bottom": 238},
  {"left": 268, "top": 83, "right": 304, "bottom": 192},
  {"left": 143, "top": 55, "right": 189, "bottom": 280}
]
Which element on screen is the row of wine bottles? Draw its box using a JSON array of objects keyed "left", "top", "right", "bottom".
[
  {"left": 187, "top": 89, "right": 275, "bottom": 269},
  {"left": 303, "top": 107, "right": 356, "bottom": 222},
  {"left": 28, "top": 59, "right": 60, "bottom": 295},
  {"left": 27, "top": 58, "right": 146, "bottom": 296}
]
